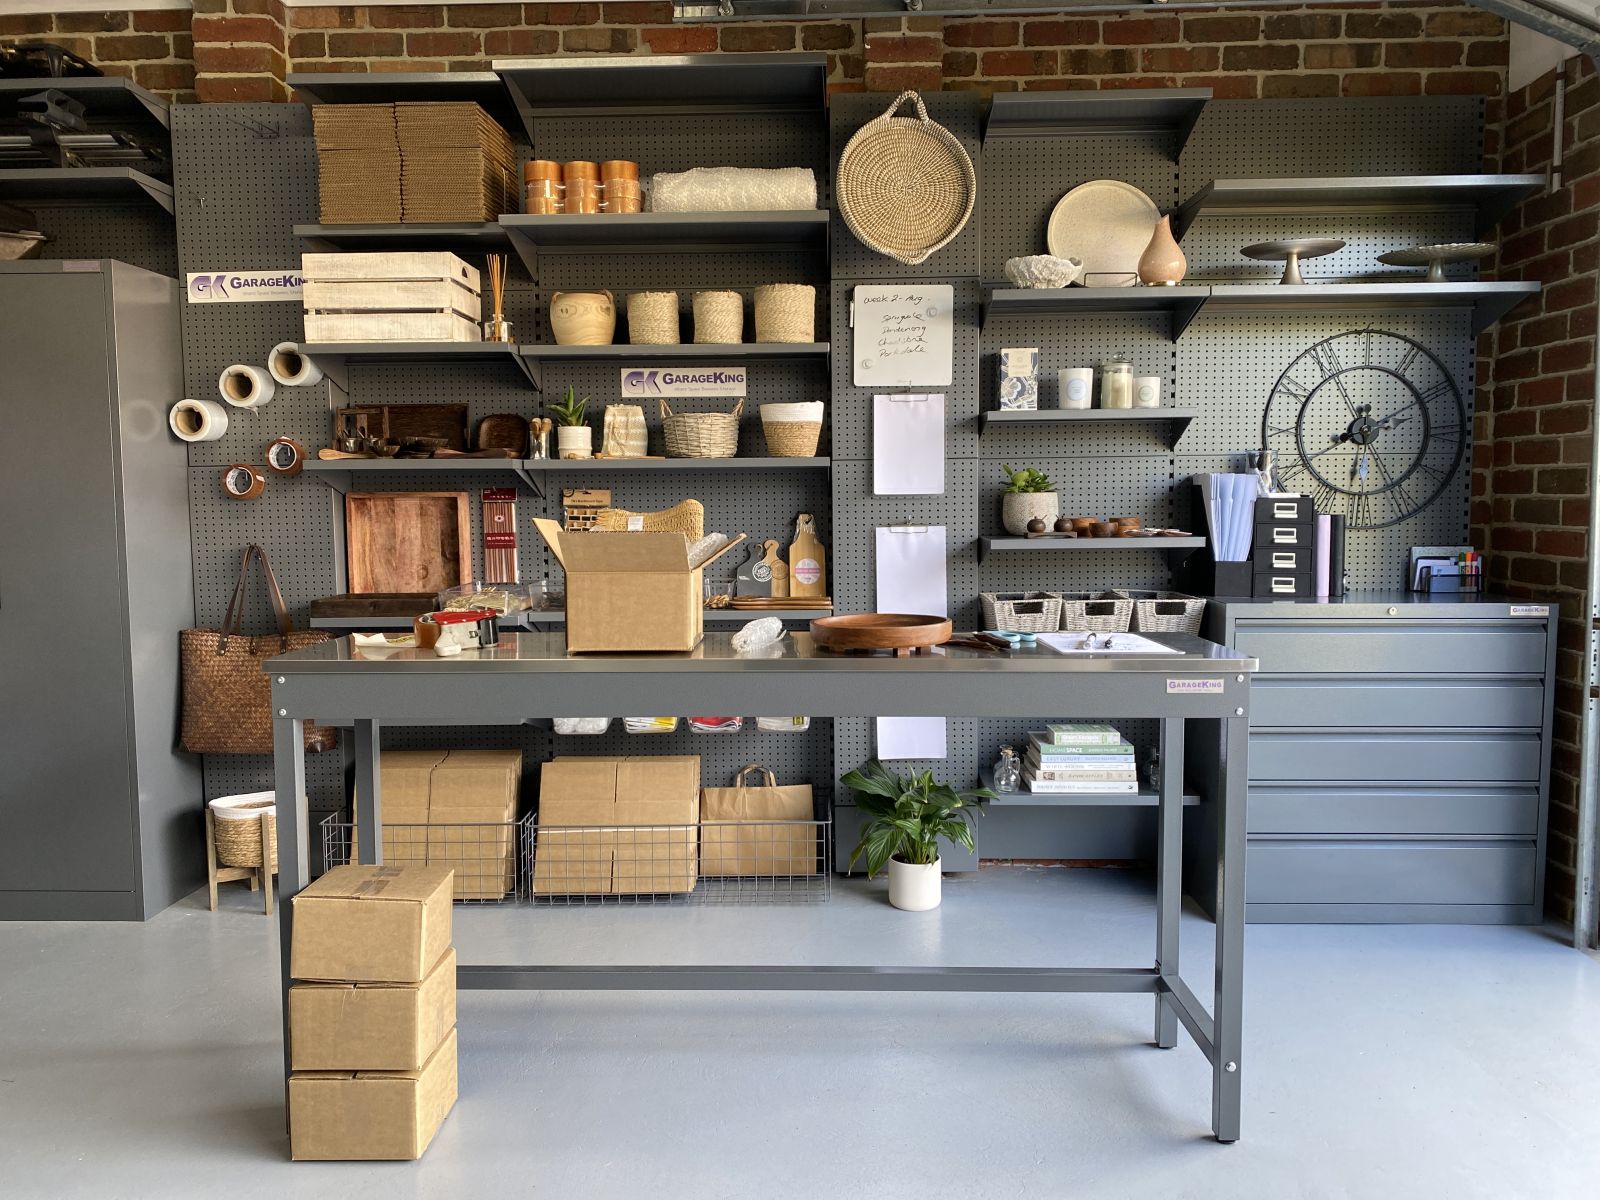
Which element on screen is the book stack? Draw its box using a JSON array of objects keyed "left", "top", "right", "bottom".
[{"left": 1024, "top": 724, "right": 1138, "bottom": 794}]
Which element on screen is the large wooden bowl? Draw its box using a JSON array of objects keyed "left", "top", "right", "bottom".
[{"left": 810, "top": 613, "right": 953, "bottom": 653}]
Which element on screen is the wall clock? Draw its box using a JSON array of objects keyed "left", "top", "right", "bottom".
[{"left": 1261, "top": 329, "right": 1465, "bottom": 530}]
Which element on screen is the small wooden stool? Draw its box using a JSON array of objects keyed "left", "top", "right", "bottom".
[{"left": 205, "top": 807, "right": 276, "bottom": 915}]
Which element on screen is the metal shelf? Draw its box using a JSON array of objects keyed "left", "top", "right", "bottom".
[
  {"left": 540, "top": 457, "right": 830, "bottom": 471},
  {"left": 501, "top": 211, "right": 828, "bottom": 259},
  {"left": 979, "top": 769, "right": 1198, "bottom": 808},
  {"left": 294, "top": 222, "right": 509, "bottom": 252},
  {"left": 979, "top": 536, "right": 1205, "bottom": 562},
  {"left": 286, "top": 71, "right": 519, "bottom": 135},
  {"left": 295, "top": 341, "right": 536, "bottom": 389},
  {"left": 519, "top": 342, "right": 829, "bottom": 386},
  {"left": 1200, "top": 281, "right": 1541, "bottom": 337},
  {"left": 983, "top": 88, "right": 1210, "bottom": 151},
  {"left": 984, "top": 286, "right": 1209, "bottom": 338},
  {"left": 310, "top": 609, "right": 830, "bottom": 629},
  {"left": 980, "top": 407, "right": 1200, "bottom": 448},
  {"left": 1173, "top": 174, "right": 1546, "bottom": 240},
  {"left": 0, "top": 76, "right": 169, "bottom": 130},
  {"left": 0, "top": 166, "right": 173, "bottom": 213}
]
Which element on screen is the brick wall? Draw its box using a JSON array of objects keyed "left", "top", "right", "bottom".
[
  {"left": 0, "top": 9, "right": 196, "bottom": 101},
  {"left": 1476, "top": 54, "right": 1598, "bottom": 924}
]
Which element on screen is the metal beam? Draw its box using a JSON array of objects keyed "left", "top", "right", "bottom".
[{"left": 459, "top": 964, "right": 1164, "bottom": 992}]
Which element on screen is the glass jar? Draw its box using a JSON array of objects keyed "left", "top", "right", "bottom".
[
  {"left": 1100, "top": 359, "right": 1134, "bottom": 409},
  {"left": 992, "top": 746, "right": 1022, "bottom": 792}
]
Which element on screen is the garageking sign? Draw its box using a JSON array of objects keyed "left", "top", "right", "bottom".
[
  {"left": 620, "top": 366, "right": 747, "bottom": 398},
  {"left": 185, "top": 270, "right": 305, "bottom": 303}
]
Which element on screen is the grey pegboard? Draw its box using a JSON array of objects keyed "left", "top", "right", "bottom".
[{"left": 33, "top": 203, "right": 175, "bottom": 277}]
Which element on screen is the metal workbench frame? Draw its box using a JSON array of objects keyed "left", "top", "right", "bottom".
[{"left": 272, "top": 632, "right": 1254, "bottom": 1142}]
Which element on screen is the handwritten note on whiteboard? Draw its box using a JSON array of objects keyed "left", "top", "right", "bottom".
[{"left": 852, "top": 284, "right": 954, "bottom": 388}]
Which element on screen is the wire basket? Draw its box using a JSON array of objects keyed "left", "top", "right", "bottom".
[
  {"left": 753, "top": 284, "right": 816, "bottom": 343},
  {"left": 980, "top": 591, "right": 1063, "bottom": 633},
  {"left": 1115, "top": 589, "right": 1207, "bottom": 635},
  {"left": 320, "top": 813, "right": 533, "bottom": 904},
  {"left": 692, "top": 290, "right": 744, "bottom": 344},
  {"left": 527, "top": 819, "right": 832, "bottom": 905},
  {"left": 661, "top": 399, "right": 742, "bottom": 458},
  {"left": 1059, "top": 591, "right": 1134, "bottom": 633},
  {"left": 627, "top": 291, "right": 680, "bottom": 345}
]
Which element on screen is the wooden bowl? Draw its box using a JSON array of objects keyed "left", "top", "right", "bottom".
[
  {"left": 1090, "top": 521, "right": 1118, "bottom": 538},
  {"left": 1111, "top": 516, "right": 1142, "bottom": 531},
  {"left": 810, "top": 613, "right": 953, "bottom": 653},
  {"left": 1069, "top": 517, "right": 1097, "bottom": 535}
]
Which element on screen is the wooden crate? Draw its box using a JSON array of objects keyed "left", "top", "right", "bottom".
[{"left": 301, "top": 252, "right": 481, "bottom": 343}]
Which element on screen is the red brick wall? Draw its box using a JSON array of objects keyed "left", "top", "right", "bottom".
[
  {"left": 0, "top": 9, "right": 196, "bottom": 100},
  {"left": 1476, "top": 54, "right": 1597, "bottom": 923}
]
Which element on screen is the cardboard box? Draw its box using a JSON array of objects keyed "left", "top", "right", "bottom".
[
  {"left": 531, "top": 519, "right": 742, "bottom": 652},
  {"left": 289, "top": 947, "right": 457, "bottom": 1072},
  {"left": 291, "top": 864, "right": 453, "bottom": 983},
  {"left": 289, "top": 1027, "right": 458, "bottom": 1161},
  {"left": 535, "top": 756, "right": 700, "bottom": 895}
]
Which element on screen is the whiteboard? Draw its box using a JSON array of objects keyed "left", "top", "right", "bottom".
[{"left": 852, "top": 284, "right": 954, "bottom": 388}]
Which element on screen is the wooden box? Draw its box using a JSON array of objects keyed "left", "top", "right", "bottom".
[
  {"left": 346, "top": 492, "right": 472, "bottom": 594},
  {"left": 302, "top": 252, "right": 481, "bottom": 343}
]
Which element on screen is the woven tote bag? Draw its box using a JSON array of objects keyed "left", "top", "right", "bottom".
[
  {"left": 837, "top": 91, "right": 975, "bottom": 266},
  {"left": 181, "top": 545, "right": 338, "bottom": 755}
]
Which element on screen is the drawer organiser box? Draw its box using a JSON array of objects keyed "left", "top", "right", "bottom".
[{"left": 301, "top": 251, "right": 482, "bottom": 343}]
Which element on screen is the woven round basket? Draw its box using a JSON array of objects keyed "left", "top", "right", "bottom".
[
  {"left": 761, "top": 401, "right": 824, "bottom": 457},
  {"left": 837, "top": 90, "right": 975, "bottom": 266},
  {"left": 692, "top": 290, "right": 744, "bottom": 344},
  {"left": 661, "top": 398, "right": 742, "bottom": 458},
  {"left": 592, "top": 498, "right": 705, "bottom": 537},
  {"left": 627, "top": 291, "right": 680, "bottom": 345},
  {"left": 753, "top": 284, "right": 816, "bottom": 343},
  {"left": 211, "top": 793, "right": 277, "bottom": 870}
]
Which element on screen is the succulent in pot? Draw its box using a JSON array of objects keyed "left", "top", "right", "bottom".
[
  {"left": 843, "top": 758, "right": 992, "bottom": 911},
  {"left": 550, "top": 387, "right": 593, "bottom": 460},
  {"left": 1000, "top": 463, "right": 1058, "bottom": 536}
]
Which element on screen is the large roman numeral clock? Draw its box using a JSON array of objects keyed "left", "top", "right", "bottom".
[{"left": 1261, "top": 330, "right": 1466, "bottom": 530}]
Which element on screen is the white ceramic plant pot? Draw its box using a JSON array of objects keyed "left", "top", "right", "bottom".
[
  {"left": 888, "top": 856, "right": 942, "bottom": 911},
  {"left": 1002, "top": 492, "right": 1058, "bottom": 536},
  {"left": 557, "top": 426, "right": 592, "bottom": 460}
]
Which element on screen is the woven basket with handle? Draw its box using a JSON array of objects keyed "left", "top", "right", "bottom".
[
  {"left": 661, "top": 398, "right": 742, "bottom": 459},
  {"left": 837, "top": 90, "right": 975, "bottom": 266}
]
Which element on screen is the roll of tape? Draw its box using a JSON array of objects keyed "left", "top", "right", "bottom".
[
  {"left": 267, "top": 342, "right": 324, "bottom": 388},
  {"left": 219, "top": 363, "right": 275, "bottom": 409},
  {"left": 168, "top": 397, "right": 229, "bottom": 442},
  {"left": 222, "top": 463, "right": 265, "bottom": 501},
  {"left": 264, "top": 435, "right": 306, "bottom": 476}
]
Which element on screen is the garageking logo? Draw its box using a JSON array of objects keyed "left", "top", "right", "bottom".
[
  {"left": 185, "top": 270, "right": 304, "bottom": 303},
  {"left": 620, "top": 366, "right": 747, "bottom": 398}
]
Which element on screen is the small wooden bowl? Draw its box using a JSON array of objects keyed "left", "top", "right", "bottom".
[
  {"left": 1069, "top": 517, "right": 1097, "bottom": 535},
  {"left": 810, "top": 613, "right": 953, "bottom": 654},
  {"left": 1090, "top": 521, "right": 1118, "bottom": 538},
  {"left": 1111, "top": 516, "right": 1142, "bottom": 531}
]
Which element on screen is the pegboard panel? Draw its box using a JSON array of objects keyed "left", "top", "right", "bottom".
[
  {"left": 33, "top": 203, "right": 176, "bottom": 277},
  {"left": 537, "top": 249, "right": 826, "bottom": 298},
  {"left": 829, "top": 91, "right": 983, "bottom": 282}
]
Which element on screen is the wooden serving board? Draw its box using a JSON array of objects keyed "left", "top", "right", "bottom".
[
  {"left": 309, "top": 593, "right": 435, "bottom": 617},
  {"left": 346, "top": 491, "right": 472, "bottom": 594},
  {"left": 810, "top": 613, "right": 952, "bottom": 653}
]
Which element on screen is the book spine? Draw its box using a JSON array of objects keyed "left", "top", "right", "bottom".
[
  {"left": 1029, "top": 771, "right": 1138, "bottom": 782},
  {"left": 1045, "top": 734, "right": 1123, "bottom": 746},
  {"left": 1025, "top": 781, "right": 1140, "bottom": 794}
]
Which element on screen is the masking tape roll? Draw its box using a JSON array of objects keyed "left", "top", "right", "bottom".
[
  {"left": 264, "top": 435, "right": 306, "bottom": 476},
  {"left": 168, "top": 397, "right": 229, "bottom": 442},
  {"left": 222, "top": 463, "right": 265, "bottom": 500},
  {"left": 219, "top": 363, "right": 275, "bottom": 409},
  {"left": 267, "top": 342, "right": 324, "bottom": 388}
]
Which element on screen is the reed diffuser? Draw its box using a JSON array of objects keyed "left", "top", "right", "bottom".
[{"left": 484, "top": 253, "right": 510, "bottom": 342}]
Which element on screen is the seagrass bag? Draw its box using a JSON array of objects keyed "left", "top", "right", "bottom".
[{"left": 180, "top": 544, "right": 338, "bottom": 754}]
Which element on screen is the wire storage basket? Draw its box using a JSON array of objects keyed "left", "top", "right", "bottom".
[
  {"left": 320, "top": 813, "right": 533, "bottom": 903},
  {"left": 527, "top": 818, "right": 832, "bottom": 905},
  {"left": 1116, "top": 590, "right": 1207, "bottom": 635},
  {"left": 979, "top": 591, "right": 1063, "bottom": 633},
  {"left": 1058, "top": 591, "right": 1135, "bottom": 632},
  {"left": 661, "top": 398, "right": 742, "bottom": 459}
]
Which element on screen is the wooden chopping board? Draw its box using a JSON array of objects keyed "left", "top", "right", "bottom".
[{"left": 346, "top": 491, "right": 472, "bottom": 594}]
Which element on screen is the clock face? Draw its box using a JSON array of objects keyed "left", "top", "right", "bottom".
[{"left": 1262, "top": 329, "right": 1466, "bottom": 530}]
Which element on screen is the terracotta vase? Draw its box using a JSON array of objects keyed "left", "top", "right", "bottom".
[{"left": 1138, "top": 215, "right": 1187, "bottom": 287}]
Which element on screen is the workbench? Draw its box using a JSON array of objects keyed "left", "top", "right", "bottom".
[{"left": 271, "top": 631, "right": 1257, "bottom": 1141}]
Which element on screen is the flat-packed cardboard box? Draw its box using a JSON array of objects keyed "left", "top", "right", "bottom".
[
  {"left": 289, "top": 946, "right": 457, "bottom": 1072},
  {"left": 531, "top": 519, "right": 743, "bottom": 652},
  {"left": 535, "top": 756, "right": 700, "bottom": 895},
  {"left": 289, "top": 1027, "right": 458, "bottom": 1161},
  {"left": 291, "top": 864, "right": 453, "bottom": 983}
]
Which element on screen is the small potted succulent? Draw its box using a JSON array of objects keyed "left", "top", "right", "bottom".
[
  {"left": 550, "top": 386, "right": 592, "bottom": 460},
  {"left": 843, "top": 759, "right": 992, "bottom": 912},
  {"left": 1001, "top": 463, "right": 1058, "bottom": 535}
]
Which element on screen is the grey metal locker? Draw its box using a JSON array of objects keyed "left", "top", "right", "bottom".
[{"left": 0, "top": 259, "right": 201, "bottom": 919}]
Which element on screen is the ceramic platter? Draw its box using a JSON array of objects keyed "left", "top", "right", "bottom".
[
  {"left": 1046, "top": 180, "right": 1160, "bottom": 284},
  {"left": 1377, "top": 242, "right": 1495, "bottom": 282}
]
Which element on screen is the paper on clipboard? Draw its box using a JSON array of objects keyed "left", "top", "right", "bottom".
[
  {"left": 852, "top": 284, "right": 954, "bottom": 388},
  {"left": 873, "top": 394, "right": 946, "bottom": 495},
  {"left": 876, "top": 715, "right": 947, "bottom": 760},
  {"left": 874, "top": 524, "right": 949, "bottom": 759}
]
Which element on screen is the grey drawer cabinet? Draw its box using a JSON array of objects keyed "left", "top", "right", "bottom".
[{"left": 1188, "top": 594, "right": 1555, "bottom": 924}]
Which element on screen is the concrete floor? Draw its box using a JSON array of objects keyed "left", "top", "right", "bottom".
[{"left": 3, "top": 866, "right": 1598, "bottom": 1199}]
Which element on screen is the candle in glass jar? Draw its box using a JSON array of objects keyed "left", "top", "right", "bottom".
[{"left": 1100, "top": 359, "right": 1134, "bottom": 409}]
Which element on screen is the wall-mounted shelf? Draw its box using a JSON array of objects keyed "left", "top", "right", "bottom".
[
  {"left": 311, "top": 608, "right": 831, "bottom": 630},
  {"left": 984, "top": 286, "right": 1209, "bottom": 338},
  {"left": 0, "top": 76, "right": 169, "bottom": 131},
  {"left": 1173, "top": 174, "right": 1546, "bottom": 240},
  {"left": 304, "top": 456, "right": 543, "bottom": 493},
  {"left": 979, "top": 536, "right": 1205, "bottom": 562},
  {"left": 295, "top": 341, "right": 535, "bottom": 390},
  {"left": 978, "top": 769, "right": 1199, "bottom": 808},
  {"left": 286, "top": 71, "right": 519, "bottom": 136},
  {"left": 294, "top": 222, "right": 509, "bottom": 252},
  {"left": 539, "top": 457, "right": 830, "bottom": 471},
  {"left": 524, "top": 342, "right": 828, "bottom": 363},
  {"left": 304, "top": 453, "right": 830, "bottom": 495},
  {"left": 1201, "top": 281, "right": 1541, "bottom": 337},
  {"left": 983, "top": 88, "right": 1210, "bottom": 151},
  {"left": 500, "top": 211, "right": 828, "bottom": 261},
  {"left": 980, "top": 407, "right": 1200, "bottom": 448},
  {"left": 0, "top": 167, "right": 173, "bottom": 214}
]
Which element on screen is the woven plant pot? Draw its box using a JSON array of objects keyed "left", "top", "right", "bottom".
[
  {"left": 627, "top": 291, "right": 680, "bottom": 345},
  {"left": 661, "top": 398, "right": 742, "bottom": 459},
  {"left": 761, "top": 401, "right": 823, "bottom": 457},
  {"left": 692, "top": 290, "right": 744, "bottom": 344},
  {"left": 210, "top": 793, "right": 277, "bottom": 870},
  {"left": 753, "top": 284, "right": 816, "bottom": 344}
]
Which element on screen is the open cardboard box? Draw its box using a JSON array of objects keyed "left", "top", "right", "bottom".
[{"left": 531, "top": 519, "right": 744, "bottom": 652}]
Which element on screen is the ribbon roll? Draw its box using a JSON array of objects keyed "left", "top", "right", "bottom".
[
  {"left": 267, "top": 342, "right": 324, "bottom": 388},
  {"left": 168, "top": 397, "right": 229, "bottom": 442},
  {"left": 264, "top": 436, "right": 306, "bottom": 476},
  {"left": 222, "top": 463, "right": 266, "bottom": 501},
  {"left": 219, "top": 363, "right": 275, "bottom": 409}
]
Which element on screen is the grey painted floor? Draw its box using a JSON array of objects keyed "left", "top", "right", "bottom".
[{"left": 3, "top": 866, "right": 1599, "bottom": 1199}]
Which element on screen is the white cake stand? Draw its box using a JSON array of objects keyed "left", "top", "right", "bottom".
[
  {"left": 1377, "top": 242, "right": 1495, "bottom": 283},
  {"left": 1241, "top": 238, "right": 1346, "bottom": 285}
]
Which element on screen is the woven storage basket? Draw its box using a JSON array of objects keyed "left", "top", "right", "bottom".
[
  {"left": 627, "top": 291, "right": 680, "bottom": 345},
  {"left": 837, "top": 90, "right": 975, "bottom": 266},
  {"left": 210, "top": 793, "right": 277, "bottom": 870},
  {"left": 661, "top": 398, "right": 742, "bottom": 459},
  {"left": 592, "top": 498, "right": 705, "bottom": 538},
  {"left": 692, "top": 290, "right": 744, "bottom": 344},
  {"left": 980, "top": 591, "right": 1063, "bottom": 634},
  {"left": 1059, "top": 591, "right": 1134, "bottom": 633},
  {"left": 1116, "top": 590, "right": 1206, "bottom": 635},
  {"left": 761, "top": 401, "right": 823, "bottom": 457},
  {"left": 753, "top": 284, "right": 816, "bottom": 343}
]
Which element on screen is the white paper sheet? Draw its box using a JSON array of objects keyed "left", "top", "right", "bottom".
[
  {"left": 874, "top": 524, "right": 950, "bottom": 759},
  {"left": 873, "top": 394, "right": 946, "bottom": 495},
  {"left": 1037, "top": 632, "right": 1182, "bottom": 655},
  {"left": 876, "top": 715, "right": 948, "bottom": 760},
  {"left": 852, "top": 284, "right": 954, "bottom": 387}
]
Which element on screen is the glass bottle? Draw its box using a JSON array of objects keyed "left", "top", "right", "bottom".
[
  {"left": 992, "top": 745, "right": 1022, "bottom": 792},
  {"left": 1100, "top": 358, "right": 1134, "bottom": 409}
]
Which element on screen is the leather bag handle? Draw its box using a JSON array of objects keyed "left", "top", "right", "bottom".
[{"left": 217, "top": 543, "right": 293, "bottom": 653}]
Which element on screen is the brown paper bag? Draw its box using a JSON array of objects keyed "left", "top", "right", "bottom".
[{"left": 700, "top": 765, "right": 818, "bottom": 877}]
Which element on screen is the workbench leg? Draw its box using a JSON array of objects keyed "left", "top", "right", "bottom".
[
  {"left": 353, "top": 719, "right": 382, "bottom": 866},
  {"left": 273, "top": 716, "right": 309, "bottom": 1094},
  {"left": 1212, "top": 713, "right": 1249, "bottom": 1143},
  {"left": 1154, "top": 717, "right": 1184, "bottom": 1049}
]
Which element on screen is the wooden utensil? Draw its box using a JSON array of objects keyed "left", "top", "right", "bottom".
[
  {"left": 759, "top": 538, "right": 790, "bottom": 598},
  {"left": 346, "top": 491, "right": 471, "bottom": 594}
]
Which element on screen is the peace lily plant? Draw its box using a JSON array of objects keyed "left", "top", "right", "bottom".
[{"left": 843, "top": 759, "right": 992, "bottom": 911}]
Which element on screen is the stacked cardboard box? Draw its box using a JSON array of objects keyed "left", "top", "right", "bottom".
[
  {"left": 311, "top": 105, "right": 401, "bottom": 224},
  {"left": 288, "top": 864, "right": 458, "bottom": 1161},
  {"left": 535, "top": 756, "right": 700, "bottom": 895},
  {"left": 396, "top": 102, "right": 517, "bottom": 223}
]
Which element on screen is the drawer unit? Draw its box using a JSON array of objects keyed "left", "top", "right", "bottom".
[
  {"left": 1248, "top": 785, "right": 1540, "bottom": 837},
  {"left": 1233, "top": 621, "right": 1548, "bottom": 675},
  {"left": 1254, "top": 523, "right": 1312, "bottom": 550},
  {"left": 1255, "top": 496, "right": 1315, "bottom": 524},
  {"left": 1247, "top": 841, "right": 1538, "bottom": 907},
  {"left": 1254, "top": 545, "right": 1313, "bottom": 573},
  {"left": 1252, "top": 569, "right": 1312, "bottom": 598},
  {"left": 1250, "top": 676, "right": 1546, "bottom": 729},
  {"left": 1250, "top": 731, "right": 1543, "bottom": 784}
]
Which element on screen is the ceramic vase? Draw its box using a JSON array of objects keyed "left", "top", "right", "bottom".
[
  {"left": 888, "top": 857, "right": 942, "bottom": 912},
  {"left": 1138, "top": 216, "right": 1187, "bottom": 287},
  {"left": 549, "top": 290, "right": 615, "bottom": 345},
  {"left": 556, "top": 425, "right": 592, "bottom": 460},
  {"left": 1002, "top": 492, "right": 1058, "bottom": 536}
]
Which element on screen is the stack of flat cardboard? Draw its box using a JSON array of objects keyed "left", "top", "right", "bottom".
[
  {"left": 535, "top": 756, "right": 701, "bottom": 895},
  {"left": 288, "top": 864, "right": 458, "bottom": 1161},
  {"left": 312, "top": 104, "right": 401, "bottom": 224},
  {"left": 396, "top": 102, "right": 517, "bottom": 223}
]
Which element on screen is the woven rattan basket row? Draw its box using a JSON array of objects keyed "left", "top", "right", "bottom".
[{"left": 980, "top": 590, "right": 1206, "bottom": 635}]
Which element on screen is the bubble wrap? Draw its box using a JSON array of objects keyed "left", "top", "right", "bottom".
[{"left": 649, "top": 167, "right": 818, "bottom": 213}]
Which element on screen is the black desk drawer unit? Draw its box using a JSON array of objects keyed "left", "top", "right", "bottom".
[{"left": 1192, "top": 596, "right": 1556, "bottom": 924}]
